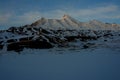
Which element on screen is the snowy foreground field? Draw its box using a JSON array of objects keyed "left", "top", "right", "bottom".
[{"left": 0, "top": 39, "right": 120, "bottom": 80}]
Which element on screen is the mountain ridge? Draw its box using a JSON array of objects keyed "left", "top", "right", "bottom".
[
  {"left": 0, "top": 14, "right": 120, "bottom": 52},
  {"left": 0, "top": 14, "right": 120, "bottom": 31},
  {"left": 29, "top": 14, "right": 120, "bottom": 30}
]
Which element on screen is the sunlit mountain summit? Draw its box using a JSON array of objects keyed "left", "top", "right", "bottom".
[{"left": 30, "top": 14, "right": 120, "bottom": 30}]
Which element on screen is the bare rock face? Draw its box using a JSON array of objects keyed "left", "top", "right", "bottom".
[{"left": 7, "top": 39, "right": 53, "bottom": 52}]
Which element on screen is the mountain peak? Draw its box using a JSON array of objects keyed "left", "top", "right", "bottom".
[
  {"left": 40, "top": 17, "right": 46, "bottom": 20},
  {"left": 30, "top": 15, "right": 120, "bottom": 30},
  {"left": 62, "top": 14, "right": 72, "bottom": 19},
  {"left": 31, "top": 17, "right": 47, "bottom": 26},
  {"left": 89, "top": 19, "right": 103, "bottom": 25},
  {"left": 90, "top": 19, "right": 102, "bottom": 23}
]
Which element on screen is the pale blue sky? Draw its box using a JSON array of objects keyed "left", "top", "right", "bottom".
[{"left": 0, "top": 0, "right": 120, "bottom": 29}]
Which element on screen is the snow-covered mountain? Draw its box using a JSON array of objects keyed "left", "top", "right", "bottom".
[
  {"left": 0, "top": 14, "right": 120, "bottom": 52},
  {"left": 30, "top": 14, "right": 120, "bottom": 30},
  {"left": 30, "top": 15, "right": 80, "bottom": 30}
]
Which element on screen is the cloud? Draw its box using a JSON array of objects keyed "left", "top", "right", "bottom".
[
  {"left": 44, "top": 5, "right": 120, "bottom": 21},
  {"left": 0, "top": 4, "right": 120, "bottom": 29},
  {"left": 0, "top": 13, "right": 12, "bottom": 23},
  {"left": 15, "top": 11, "right": 42, "bottom": 25},
  {"left": 35, "top": 4, "right": 120, "bottom": 20},
  {"left": 74, "top": 5, "right": 118, "bottom": 16},
  {"left": 0, "top": 11, "right": 42, "bottom": 27},
  {"left": 64, "top": 5, "right": 120, "bottom": 21}
]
